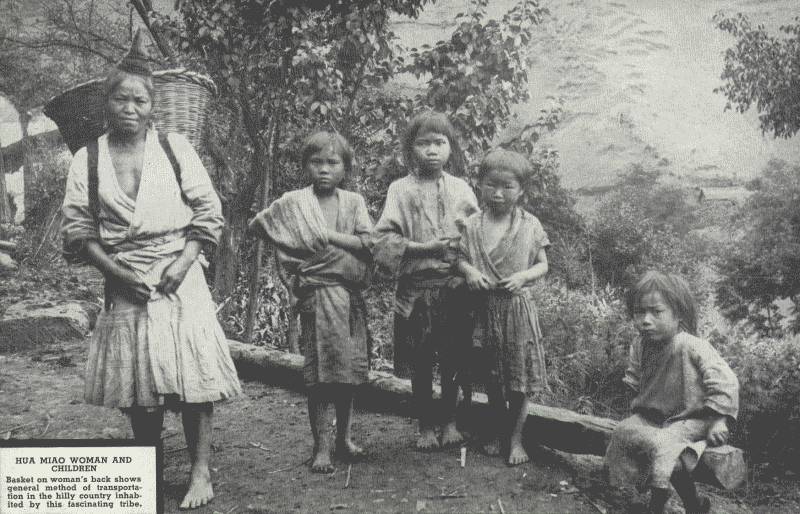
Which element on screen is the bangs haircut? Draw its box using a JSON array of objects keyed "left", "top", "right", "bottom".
[
  {"left": 478, "top": 149, "right": 532, "bottom": 187},
  {"left": 627, "top": 270, "right": 698, "bottom": 336},
  {"left": 300, "top": 131, "right": 354, "bottom": 176},
  {"left": 104, "top": 69, "right": 155, "bottom": 101},
  {"left": 402, "top": 111, "right": 467, "bottom": 176}
]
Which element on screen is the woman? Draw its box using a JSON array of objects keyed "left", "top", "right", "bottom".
[{"left": 61, "top": 34, "right": 241, "bottom": 510}]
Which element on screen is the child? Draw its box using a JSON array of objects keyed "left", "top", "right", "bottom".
[
  {"left": 605, "top": 271, "right": 739, "bottom": 514},
  {"left": 373, "top": 111, "right": 479, "bottom": 450},
  {"left": 249, "top": 131, "right": 373, "bottom": 473},
  {"left": 456, "top": 149, "right": 550, "bottom": 466}
]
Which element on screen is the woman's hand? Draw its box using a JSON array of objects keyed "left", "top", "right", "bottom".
[
  {"left": 108, "top": 268, "right": 152, "bottom": 304},
  {"left": 465, "top": 268, "right": 492, "bottom": 290},
  {"left": 157, "top": 256, "right": 193, "bottom": 295},
  {"left": 498, "top": 272, "right": 528, "bottom": 294},
  {"left": 706, "top": 417, "right": 730, "bottom": 446}
]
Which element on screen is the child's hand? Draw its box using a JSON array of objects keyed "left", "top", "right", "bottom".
[
  {"left": 706, "top": 417, "right": 729, "bottom": 446},
  {"left": 465, "top": 269, "right": 492, "bottom": 290},
  {"left": 423, "top": 237, "right": 451, "bottom": 258},
  {"left": 498, "top": 272, "right": 527, "bottom": 294}
]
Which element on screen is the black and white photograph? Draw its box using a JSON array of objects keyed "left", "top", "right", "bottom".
[{"left": 1, "top": 0, "right": 799, "bottom": 512}]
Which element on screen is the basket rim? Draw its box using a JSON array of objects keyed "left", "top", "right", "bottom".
[{"left": 44, "top": 67, "right": 217, "bottom": 110}]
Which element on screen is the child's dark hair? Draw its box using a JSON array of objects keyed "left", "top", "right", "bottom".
[
  {"left": 478, "top": 148, "right": 532, "bottom": 187},
  {"left": 627, "top": 271, "right": 698, "bottom": 336},
  {"left": 402, "top": 111, "right": 467, "bottom": 176},
  {"left": 300, "top": 131, "right": 354, "bottom": 176}
]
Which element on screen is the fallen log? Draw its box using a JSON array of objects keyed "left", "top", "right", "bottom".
[
  {"left": 226, "top": 340, "right": 746, "bottom": 490},
  {"left": 0, "top": 240, "right": 16, "bottom": 253}
]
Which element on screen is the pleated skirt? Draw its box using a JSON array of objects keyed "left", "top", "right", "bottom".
[{"left": 84, "top": 263, "right": 242, "bottom": 410}]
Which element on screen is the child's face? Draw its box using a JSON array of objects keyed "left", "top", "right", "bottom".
[
  {"left": 633, "top": 291, "right": 681, "bottom": 344},
  {"left": 412, "top": 131, "right": 451, "bottom": 175},
  {"left": 480, "top": 168, "right": 523, "bottom": 214},
  {"left": 306, "top": 145, "right": 345, "bottom": 193}
]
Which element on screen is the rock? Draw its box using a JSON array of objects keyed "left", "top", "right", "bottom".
[
  {"left": 0, "top": 250, "right": 18, "bottom": 273},
  {"left": 0, "top": 300, "right": 100, "bottom": 352}
]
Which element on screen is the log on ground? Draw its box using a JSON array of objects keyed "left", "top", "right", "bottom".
[{"left": 226, "top": 340, "right": 746, "bottom": 490}]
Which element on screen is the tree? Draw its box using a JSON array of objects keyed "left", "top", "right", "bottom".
[
  {"left": 714, "top": 13, "right": 800, "bottom": 138},
  {"left": 716, "top": 160, "right": 800, "bottom": 335}
]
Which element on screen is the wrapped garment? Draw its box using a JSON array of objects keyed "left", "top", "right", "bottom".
[
  {"left": 62, "top": 130, "right": 241, "bottom": 409},
  {"left": 251, "top": 186, "right": 372, "bottom": 387},
  {"left": 605, "top": 331, "right": 740, "bottom": 490},
  {"left": 459, "top": 208, "right": 550, "bottom": 393},
  {"left": 372, "top": 173, "right": 478, "bottom": 378}
]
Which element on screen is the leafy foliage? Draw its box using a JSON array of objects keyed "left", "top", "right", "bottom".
[
  {"left": 714, "top": 13, "right": 800, "bottom": 138},
  {"left": 716, "top": 160, "right": 800, "bottom": 335}
]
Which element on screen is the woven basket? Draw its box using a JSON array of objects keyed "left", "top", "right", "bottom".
[{"left": 43, "top": 68, "right": 217, "bottom": 154}]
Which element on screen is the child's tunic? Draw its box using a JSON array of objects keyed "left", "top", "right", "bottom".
[
  {"left": 459, "top": 208, "right": 550, "bottom": 393},
  {"left": 252, "top": 187, "right": 372, "bottom": 387},
  {"left": 62, "top": 130, "right": 242, "bottom": 409},
  {"left": 605, "top": 331, "right": 739, "bottom": 490},
  {"left": 372, "top": 173, "right": 478, "bottom": 378}
]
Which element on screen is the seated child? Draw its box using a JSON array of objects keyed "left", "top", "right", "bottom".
[
  {"left": 605, "top": 271, "right": 739, "bottom": 514},
  {"left": 456, "top": 149, "right": 550, "bottom": 466},
  {"left": 250, "top": 131, "right": 373, "bottom": 473},
  {"left": 373, "top": 111, "right": 479, "bottom": 450}
]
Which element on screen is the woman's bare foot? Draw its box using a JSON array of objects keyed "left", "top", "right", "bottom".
[
  {"left": 440, "top": 421, "right": 465, "bottom": 448},
  {"left": 311, "top": 446, "right": 335, "bottom": 473},
  {"left": 416, "top": 427, "right": 440, "bottom": 450},
  {"left": 483, "top": 437, "right": 502, "bottom": 456},
  {"left": 335, "top": 439, "right": 366, "bottom": 461},
  {"left": 507, "top": 440, "right": 530, "bottom": 466},
  {"left": 179, "top": 466, "right": 214, "bottom": 510}
]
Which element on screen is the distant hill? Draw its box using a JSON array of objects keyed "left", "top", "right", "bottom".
[{"left": 393, "top": 0, "right": 800, "bottom": 193}]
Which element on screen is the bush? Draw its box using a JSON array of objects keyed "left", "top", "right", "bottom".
[
  {"left": 533, "top": 281, "right": 637, "bottom": 417},
  {"left": 712, "top": 329, "right": 800, "bottom": 472}
]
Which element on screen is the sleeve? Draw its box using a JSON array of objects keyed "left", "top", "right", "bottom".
[
  {"left": 353, "top": 194, "right": 375, "bottom": 254},
  {"left": 60, "top": 148, "right": 99, "bottom": 257},
  {"left": 371, "top": 181, "right": 409, "bottom": 275},
  {"left": 168, "top": 133, "right": 224, "bottom": 249},
  {"left": 622, "top": 338, "right": 641, "bottom": 392},
  {"left": 692, "top": 340, "right": 740, "bottom": 421},
  {"left": 457, "top": 215, "right": 474, "bottom": 264}
]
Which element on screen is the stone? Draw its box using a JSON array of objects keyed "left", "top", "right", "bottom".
[{"left": 0, "top": 300, "right": 99, "bottom": 352}]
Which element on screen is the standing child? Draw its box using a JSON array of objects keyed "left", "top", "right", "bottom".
[
  {"left": 605, "top": 271, "right": 739, "bottom": 514},
  {"left": 373, "top": 111, "right": 479, "bottom": 450},
  {"left": 456, "top": 149, "right": 550, "bottom": 465},
  {"left": 250, "top": 131, "right": 373, "bottom": 473}
]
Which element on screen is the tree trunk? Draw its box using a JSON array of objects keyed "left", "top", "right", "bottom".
[
  {"left": 20, "top": 111, "right": 34, "bottom": 220},
  {"left": 0, "top": 135, "right": 12, "bottom": 224},
  {"left": 243, "top": 116, "right": 278, "bottom": 344}
]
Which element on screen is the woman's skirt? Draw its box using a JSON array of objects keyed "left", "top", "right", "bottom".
[{"left": 83, "top": 262, "right": 242, "bottom": 410}]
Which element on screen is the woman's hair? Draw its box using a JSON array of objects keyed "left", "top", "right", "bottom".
[
  {"left": 402, "top": 111, "right": 467, "bottom": 176},
  {"left": 627, "top": 271, "right": 698, "bottom": 336},
  {"left": 104, "top": 69, "right": 155, "bottom": 102},
  {"left": 300, "top": 130, "right": 354, "bottom": 176},
  {"left": 478, "top": 148, "right": 532, "bottom": 187}
]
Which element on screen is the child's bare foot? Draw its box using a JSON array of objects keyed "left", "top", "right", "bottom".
[
  {"left": 507, "top": 441, "right": 529, "bottom": 466},
  {"left": 483, "top": 438, "right": 502, "bottom": 456},
  {"left": 440, "top": 422, "right": 465, "bottom": 448},
  {"left": 416, "top": 428, "right": 440, "bottom": 450},
  {"left": 179, "top": 466, "right": 214, "bottom": 510},
  {"left": 311, "top": 446, "right": 335, "bottom": 473},
  {"left": 336, "top": 439, "right": 366, "bottom": 461}
]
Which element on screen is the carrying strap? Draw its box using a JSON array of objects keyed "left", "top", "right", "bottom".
[{"left": 86, "top": 133, "right": 188, "bottom": 224}]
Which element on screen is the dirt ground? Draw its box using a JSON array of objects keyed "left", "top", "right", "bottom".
[{"left": 4, "top": 328, "right": 793, "bottom": 514}]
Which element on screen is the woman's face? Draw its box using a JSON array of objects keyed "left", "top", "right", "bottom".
[{"left": 107, "top": 76, "right": 153, "bottom": 137}]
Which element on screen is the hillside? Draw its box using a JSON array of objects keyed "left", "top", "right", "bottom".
[{"left": 395, "top": 0, "right": 800, "bottom": 192}]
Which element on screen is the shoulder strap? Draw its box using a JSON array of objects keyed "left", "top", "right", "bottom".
[
  {"left": 87, "top": 139, "right": 100, "bottom": 224},
  {"left": 158, "top": 132, "right": 189, "bottom": 205}
]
